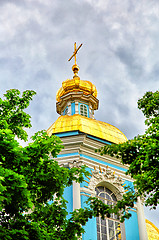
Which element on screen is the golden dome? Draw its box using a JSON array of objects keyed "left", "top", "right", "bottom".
[
  {"left": 146, "top": 219, "right": 159, "bottom": 240},
  {"left": 56, "top": 76, "right": 97, "bottom": 102},
  {"left": 47, "top": 114, "right": 127, "bottom": 144}
]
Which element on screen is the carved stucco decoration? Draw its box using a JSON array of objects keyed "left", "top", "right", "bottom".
[
  {"left": 88, "top": 168, "right": 125, "bottom": 200},
  {"left": 68, "top": 160, "right": 83, "bottom": 168},
  {"left": 60, "top": 160, "right": 83, "bottom": 168}
]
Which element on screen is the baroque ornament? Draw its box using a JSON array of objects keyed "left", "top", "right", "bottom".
[
  {"left": 87, "top": 167, "right": 125, "bottom": 199},
  {"left": 68, "top": 160, "right": 83, "bottom": 168}
]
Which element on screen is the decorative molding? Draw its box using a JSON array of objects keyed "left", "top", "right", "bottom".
[
  {"left": 68, "top": 160, "right": 83, "bottom": 168},
  {"left": 86, "top": 167, "right": 125, "bottom": 199}
]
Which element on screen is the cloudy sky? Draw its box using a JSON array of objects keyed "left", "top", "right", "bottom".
[{"left": 0, "top": 0, "right": 158, "bottom": 228}]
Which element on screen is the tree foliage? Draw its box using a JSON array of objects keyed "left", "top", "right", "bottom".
[
  {"left": 98, "top": 91, "right": 159, "bottom": 208},
  {"left": 1, "top": 89, "right": 132, "bottom": 240},
  {"left": 1, "top": 89, "right": 156, "bottom": 239},
  {"left": 0, "top": 89, "right": 91, "bottom": 239}
]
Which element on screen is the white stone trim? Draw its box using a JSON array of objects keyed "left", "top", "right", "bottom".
[
  {"left": 75, "top": 101, "right": 78, "bottom": 114},
  {"left": 137, "top": 197, "right": 148, "bottom": 240},
  {"left": 67, "top": 101, "right": 71, "bottom": 116},
  {"left": 73, "top": 181, "right": 81, "bottom": 210}
]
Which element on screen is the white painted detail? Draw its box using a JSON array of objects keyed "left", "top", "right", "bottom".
[
  {"left": 73, "top": 181, "right": 81, "bottom": 210},
  {"left": 68, "top": 102, "right": 71, "bottom": 116},
  {"left": 137, "top": 197, "right": 148, "bottom": 240},
  {"left": 75, "top": 101, "right": 78, "bottom": 114}
]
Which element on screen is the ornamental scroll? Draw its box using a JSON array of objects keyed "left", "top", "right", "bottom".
[{"left": 87, "top": 168, "right": 125, "bottom": 200}]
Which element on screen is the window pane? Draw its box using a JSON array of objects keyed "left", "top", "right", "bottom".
[
  {"left": 80, "top": 104, "right": 88, "bottom": 117},
  {"left": 105, "top": 188, "right": 112, "bottom": 195},
  {"left": 101, "top": 226, "right": 106, "bottom": 234},
  {"left": 112, "top": 193, "right": 117, "bottom": 201},
  {"left": 96, "top": 188, "right": 100, "bottom": 195},
  {"left": 98, "top": 186, "right": 104, "bottom": 192},
  {"left": 101, "top": 218, "right": 106, "bottom": 226},
  {"left": 108, "top": 220, "right": 113, "bottom": 228},
  {"left": 106, "top": 193, "right": 111, "bottom": 200},
  {"left": 102, "top": 234, "right": 107, "bottom": 240},
  {"left": 96, "top": 186, "right": 121, "bottom": 240},
  {"left": 109, "top": 228, "right": 114, "bottom": 239},
  {"left": 99, "top": 193, "right": 105, "bottom": 199}
]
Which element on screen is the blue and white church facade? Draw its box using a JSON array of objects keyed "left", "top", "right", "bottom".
[{"left": 47, "top": 52, "right": 148, "bottom": 240}]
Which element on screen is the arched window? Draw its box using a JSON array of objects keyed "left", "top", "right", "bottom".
[
  {"left": 80, "top": 104, "right": 88, "bottom": 117},
  {"left": 96, "top": 186, "right": 121, "bottom": 240}
]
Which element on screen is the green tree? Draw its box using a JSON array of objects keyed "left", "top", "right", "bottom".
[
  {"left": 0, "top": 89, "right": 92, "bottom": 240},
  {"left": 98, "top": 90, "right": 159, "bottom": 208}
]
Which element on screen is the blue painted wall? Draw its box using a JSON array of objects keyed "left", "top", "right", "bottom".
[
  {"left": 125, "top": 210, "right": 140, "bottom": 240},
  {"left": 71, "top": 102, "right": 75, "bottom": 115},
  {"left": 124, "top": 180, "right": 135, "bottom": 192},
  {"left": 48, "top": 185, "right": 73, "bottom": 220},
  {"left": 81, "top": 194, "right": 97, "bottom": 240},
  {"left": 63, "top": 185, "right": 73, "bottom": 219}
]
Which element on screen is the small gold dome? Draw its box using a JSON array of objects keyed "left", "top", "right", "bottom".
[
  {"left": 47, "top": 114, "right": 127, "bottom": 144},
  {"left": 56, "top": 76, "right": 98, "bottom": 102}
]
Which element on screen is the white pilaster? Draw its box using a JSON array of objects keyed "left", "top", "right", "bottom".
[
  {"left": 137, "top": 197, "right": 148, "bottom": 240},
  {"left": 75, "top": 101, "right": 79, "bottom": 114},
  {"left": 73, "top": 181, "right": 81, "bottom": 210},
  {"left": 67, "top": 101, "right": 71, "bottom": 116}
]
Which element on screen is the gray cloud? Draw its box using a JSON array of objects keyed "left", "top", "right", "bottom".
[
  {"left": 114, "top": 47, "right": 144, "bottom": 77},
  {"left": 0, "top": 56, "right": 24, "bottom": 72}
]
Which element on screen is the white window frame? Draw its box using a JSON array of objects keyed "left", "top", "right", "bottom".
[
  {"left": 80, "top": 104, "right": 88, "bottom": 117},
  {"left": 96, "top": 186, "right": 121, "bottom": 240}
]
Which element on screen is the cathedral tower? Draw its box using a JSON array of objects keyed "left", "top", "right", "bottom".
[{"left": 47, "top": 43, "right": 148, "bottom": 240}]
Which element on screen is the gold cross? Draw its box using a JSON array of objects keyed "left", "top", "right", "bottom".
[{"left": 68, "top": 42, "right": 83, "bottom": 65}]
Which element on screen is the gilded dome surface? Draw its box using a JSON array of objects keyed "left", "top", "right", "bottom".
[
  {"left": 47, "top": 114, "right": 127, "bottom": 144},
  {"left": 56, "top": 76, "right": 97, "bottom": 102},
  {"left": 146, "top": 219, "right": 159, "bottom": 240}
]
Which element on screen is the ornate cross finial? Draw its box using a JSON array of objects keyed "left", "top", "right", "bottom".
[
  {"left": 68, "top": 42, "right": 82, "bottom": 77},
  {"left": 68, "top": 42, "right": 82, "bottom": 64}
]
